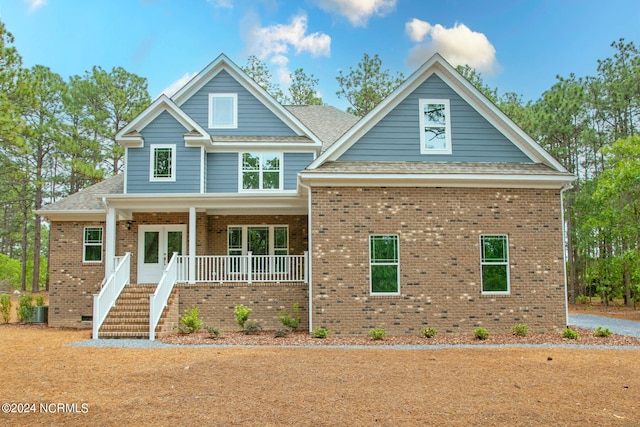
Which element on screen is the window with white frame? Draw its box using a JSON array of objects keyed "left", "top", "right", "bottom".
[
  {"left": 83, "top": 227, "right": 103, "bottom": 263},
  {"left": 419, "top": 99, "right": 452, "bottom": 154},
  {"left": 369, "top": 235, "right": 400, "bottom": 294},
  {"left": 150, "top": 144, "right": 176, "bottom": 181},
  {"left": 227, "top": 225, "right": 289, "bottom": 255},
  {"left": 208, "top": 93, "right": 237, "bottom": 129},
  {"left": 480, "top": 235, "right": 510, "bottom": 293},
  {"left": 240, "top": 152, "right": 282, "bottom": 191}
]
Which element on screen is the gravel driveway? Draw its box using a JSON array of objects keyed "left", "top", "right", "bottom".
[{"left": 569, "top": 314, "right": 640, "bottom": 338}]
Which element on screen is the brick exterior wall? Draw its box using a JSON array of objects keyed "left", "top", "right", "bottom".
[{"left": 309, "top": 186, "right": 567, "bottom": 336}]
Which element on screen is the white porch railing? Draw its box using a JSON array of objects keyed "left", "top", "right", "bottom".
[
  {"left": 93, "top": 252, "right": 131, "bottom": 339},
  {"left": 149, "top": 252, "right": 179, "bottom": 341},
  {"left": 176, "top": 252, "right": 308, "bottom": 283}
]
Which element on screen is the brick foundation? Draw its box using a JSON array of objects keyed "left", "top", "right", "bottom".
[{"left": 309, "top": 186, "right": 567, "bottom": 335}]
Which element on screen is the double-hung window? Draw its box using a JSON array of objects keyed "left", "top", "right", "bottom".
[
  {"left": 83, "top": 227, "right": 103, "bottom": 263},
  {"left": 419, "top": 99, "right": 452, "bottom": 154},
  {"left": 240, "top": 152, "right": 282, "bottom": 191},
  {"left": 369, "top": 235, "right": 400, "bottom": 295},
  {"left": 150, "top": 144, "right": 176, "bottom": 181},
  {"left": 209, "top": 93, "right": 237, "bottom": 129},
  {"left": 480, "top": 235, "right": 510, "bottom": 294}
]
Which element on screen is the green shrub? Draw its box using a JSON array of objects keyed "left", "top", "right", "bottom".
[
  {"left": 205, "top": 326, "right": 221, "bottom": 339},
  {"left": 473, "top": 327, "right": 489, "bottom": 340},
  {"left": 178, "top": 307, "right": 203, "bottom": 334},
  {"left": 575, "top": 295, "right": 589, "bottom": 304},
  {"left": 420, "top": 326, "right": 438, "bottom": 338},
  {"left": 593, "top": 326, "right": 612, "bottom": 337},
  {"left": 563, "top": 328, "right": 579, "bottom": 340},
  {"left": 16, "top": 294, "right": 35, "bottom": 323},
  {"left": 243, "top": 320, "right": 262, "bottom": 335},
  {"left": 312, "top": 327, "right": 329, "bottom": 339},
  {"left": 369, "top": 328, "right": 386, "bottom": 340},
  {"left": 0, "top": 294, "right": 11, "bottom": 324},
  {"left": 278, "top": 302, "right": 301, "bottom": 329},
  {"left": 34, "top": 294, "right": 45, "bottom": 307},
  {"left": 512, "top": 323, "right": 529, "bottom": 337},
  {"left": 234, "top": 304, "right": 251, "bottom": 328}
]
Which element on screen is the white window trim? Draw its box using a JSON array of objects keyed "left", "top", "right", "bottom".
[
  {"left": 149, "top": 144, "right": 176, "bottom": 182},
  {"left": 208, "top": 93, "right": 238, "bottom": 129},
  {"left": 419, "top": 98, "right": 452, "bottom": 155},
  {"left": 227, "top": 225, "right": 289, "bottom": 255},
  {"left": 83, "top": 227, "right": 103, "bottom": 263},
  {"left": 238, "top": 152, "right": 284, "bottom": 192},
  {"left": 369, "top": 234, "right": 400, "bottom": 296},
  {"left": 480, "top": 234, "right": 510, "bottom": 295}
]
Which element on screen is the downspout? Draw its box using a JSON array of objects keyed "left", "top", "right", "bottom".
[
  {"left": 560, "top": 183, "right": 573, "bottom": 327},
  {"left": 298, "top": 178, "right": 313, "bottom": 334}
]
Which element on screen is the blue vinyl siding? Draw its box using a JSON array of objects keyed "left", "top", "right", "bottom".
[
  {"left": 181, "top": 70, "right": 298, "bottom": 136},
  {"left": 126, "top": 111, "right": 201, "bottom": 194},
  {"left": 284, "top": 152, "right": 314, "bottom": 190},
  {"left": 339, "top": 74, "right": 533, "bottom": 163},
  {"left": 206, "top": 152, "right": 238, "bottom": 193}
]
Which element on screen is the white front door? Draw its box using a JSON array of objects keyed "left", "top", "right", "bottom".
[{"left": 138, "top": 225, "right": 187, "bottom": 284}]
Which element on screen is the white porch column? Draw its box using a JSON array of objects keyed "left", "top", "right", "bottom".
[
  {"left": 105, "top": 207, "right": 116, "bottom": 277},
  {"left": 189, "top": 207, "right": 197, "bottom": 284}
]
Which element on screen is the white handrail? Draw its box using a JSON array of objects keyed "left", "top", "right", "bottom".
[
  {"left": 93, "top": 252, "right": 131, "bottom": 339},
  {"left": 149, "top": 252, "right": 178, "bottom": 341}
]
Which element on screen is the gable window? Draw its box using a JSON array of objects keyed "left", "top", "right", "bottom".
[
  {"left": 83, "top": 227, "right": 103, "bottom": 263},
  {"left": 240, "top": 152, "right": 282, "bottom": 191},
  {"left": 480, "top": 235, "right": 510, "bottom": 294},
  {"left": 419, "top": 99, "right": 452, "bottom": 154},
  {"left": 209, "top": 93, "right": 238, "bottom": 129},
  {"left": 369, "top": 235, "right": 400, "bottom": 295},
  {"left": 150, "top": 144, "right": 176, "bottom": 181}
]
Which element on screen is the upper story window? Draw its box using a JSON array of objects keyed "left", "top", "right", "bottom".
[
  {"left": 480, "top": 234, "right": 510, "bottom": 294},
  {"left": 150, "top": 144, "right": 176, "bottom": 182},
  {"left": 240, "top": 152, "right": 282, "bottom": 191},
  {"left": 419, "top": 99, "right": 452, "bottom": 154},
  {"left": 83, "top": 227, "right": 103, "bottom": 263},
  {"left": 209, "top": 93, "right": 238, "bottom": 129}
]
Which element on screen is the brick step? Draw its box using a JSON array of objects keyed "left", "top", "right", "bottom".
[{"left": 98, "top": 331, "right": 150, "bottom": 339}]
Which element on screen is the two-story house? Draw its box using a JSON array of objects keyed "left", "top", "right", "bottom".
[{"left": 38, "top": 53, "right": 575, "bottom": 339}]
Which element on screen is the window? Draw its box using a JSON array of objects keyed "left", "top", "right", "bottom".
[
  {"left": 83, "top": 227, "right": 103, "bottom": 263},
  {"left": 227, "top": 225, "right": 288, "bottom": 255},
  {"left": 419, "top": 99, "right": 452, "bottom": 154},
  {"left": 240, "top": 152, "right": 282, "bottom": 191},
  {"left": 480, "top": 235, "right": 510, "bottom": 294},
  {"left": 208, "top": 93, "right": 237, "bottom": 129},
  {"left": 369, "top": 235, "right": 399, "bottom": 294},
  {"left": 150, "top": 144, "right": 176, "bottom": 181}
]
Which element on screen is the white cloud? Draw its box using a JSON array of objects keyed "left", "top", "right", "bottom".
[
  {"left": 161, "top": 72, "right": 198, "bottom": 98},
  {"left": 25, "top": 0, "right": 46, "bottom": 12},
  {"left": 405, "top": 19, "right": 498, "bottom": 75},
  {"left": 314, "top": 0, "right": 396, "bottom": 27},
  {"left": 207, "top": 0, "right": 233, "bottom": 8},
  {"left": 245, "top": 13, "right": 331, "bottom": 86}
]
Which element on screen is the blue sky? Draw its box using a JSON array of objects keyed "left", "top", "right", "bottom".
[{"left": 2, "top": 0, "right": 640, "bottom": 111}]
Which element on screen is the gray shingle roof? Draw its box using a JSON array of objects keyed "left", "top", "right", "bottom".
[
  {"left": 38, "top": 174, "right": 124, "bottom": 213},
  {"left": 286, "top": 105, "right": 359, "bottom": 151}
]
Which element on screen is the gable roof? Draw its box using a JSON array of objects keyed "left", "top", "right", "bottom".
[
  {"left": 286, "top": 105, "right": 359, "bottom": 152},
  {"left": 306, "top": 53, "right": 569, "bottom": 173}
]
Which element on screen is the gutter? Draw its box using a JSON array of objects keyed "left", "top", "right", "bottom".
[
  {"left": 560, "top": 183, "right": 574, "bottom": 327},
  {"left": 298, "top": 178, "right": 313, "bottom": 334}
]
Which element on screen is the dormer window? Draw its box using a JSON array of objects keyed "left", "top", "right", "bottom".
[
  {"left": 208, "top": 93, "right": 238, "bottom": 129},
  {"left": 419, "top": 99, "right": 452, "bottom": 154},
  {"left": 150, "top": 144, "right": 176, "bottom": 182}
]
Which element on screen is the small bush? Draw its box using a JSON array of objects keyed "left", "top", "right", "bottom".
[
  {"left": 234, "top": 304, "right": 251, "bottom": 328},
  {"left": 34, "top": 294, "right": 45, "bottom": 307},
  {"left": 420, "top": 326, "right": 438, "bottom": 338},
  {"left": 563, "top": 328, "right": 579, "bottom": 340},
  {"left": 243, "top": 320, "right": 262, "bottom": 335},
  {"left": 512, "top": 323, "right": 529, "bottom": 337},
  {"left": 575, "top": 295, "right": 589, "bottom": 304},
  {"left": 369, "top": 328, "right": 386, "bottom": 340},
  {"left": 0, "top": 294, "right": 11, "bottom": 324},
  {"left": 278, "top": 302, "right": 301, "bottom": 329},
  {"left": 274, "top": 328, "right": 291, "bottom": 338},
  {"left": 16, "top": 294, "right": 35, "bottom": 323},
  {"left": 593, "top": 326, "right": 612, "bottom": 337},
  {"left": 178, "top": 307, "right": 203, "bottom": 334},
  {"left": 205, "top": 326, "right": 221, "bottom": 339},
  {"left": 312, "top": 327, "right": 329, "bottom": 339},
  {"left": 474, "top": 327, "right": 489, "bottom": 340}
]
